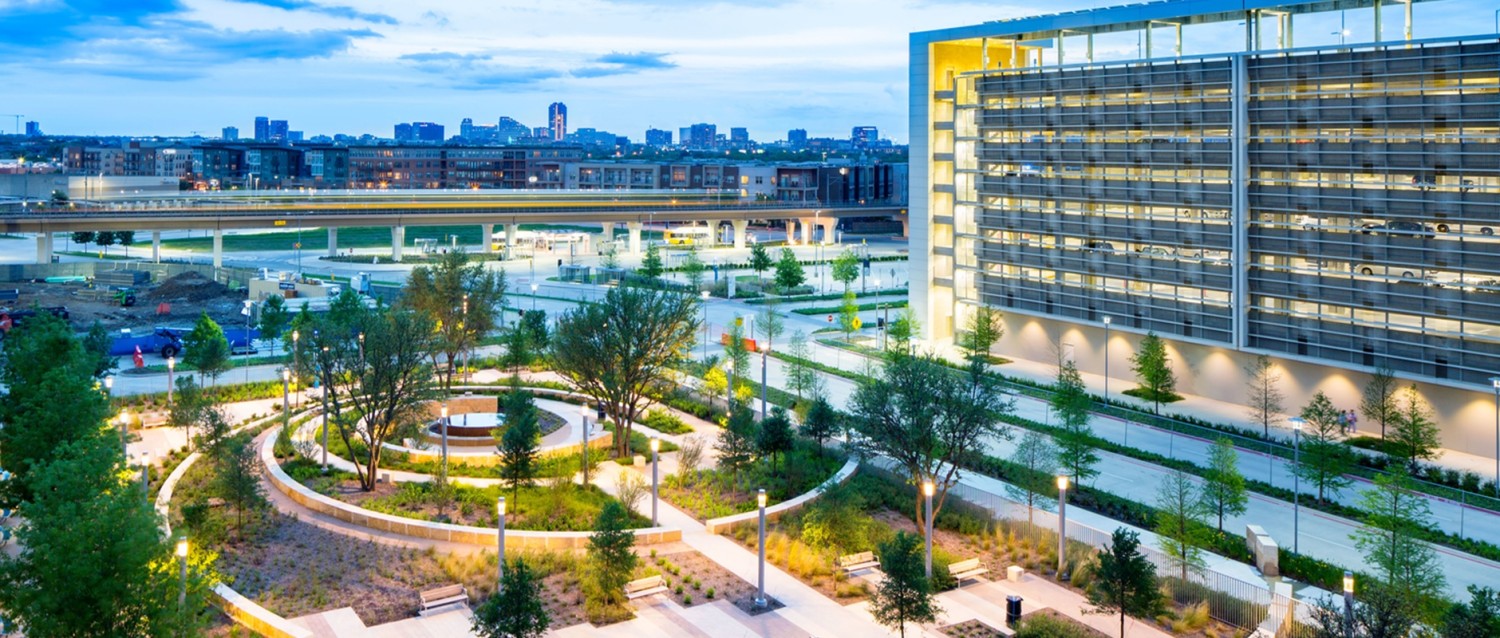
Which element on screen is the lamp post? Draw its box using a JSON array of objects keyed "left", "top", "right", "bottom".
[
  {"left": 167, "top": 356, "right": 176, "bottom": 406},
  {"left": 320, "top": 345, "right": 330, "bottom": 473},
  {"left": 1342, "top": 572, "right": 1355, "bottom": 638},
  {"left": 281, "top": 368, "right": 290, "bottom": 431},
  {"left": 1490, "top": 377, "right": 1500, "bottom": 498},
  {"left": 922, "top": 480, "right": 935, "bottom": 579},
  {"left": 726, "top": 357, "right": 735, "bottom": 411},
  {"left": 291, "top": 329, "right": 299, "bottom": 384},
  {"left": 440, "top": 405, "right": 450, "bottom": 487},
  {"left": 760, "top": 343, "right": 770, "bottom": 420},
  {"left": 1057, "top": 475, "right": 1069, "bottom": 579},
  {"left": 580, "top": 403, "right": 591, "bottom": 487},
  {"left": 1289, "top": 416, "right": 1304, "bottom": 554},
  {"left": 755, "top": 488, "right": 768, "bottom": 608},
  {"left": 875, "top": 278, "right": 888, "bottom": 351},
  {"left": 176, "top": 537, "right": 188, "bottom": 614},
  {"left": 700, "top": 290, "right": 711, "bottom": 361},
  {"left": 530, "top": 282, "right": 538, "bottom": 311},
  {"left": 497, "top": 496, "right": 507, "bottom": 589},
  {"left": 650, "top": 436, "right": 660, "bottom": 526}
]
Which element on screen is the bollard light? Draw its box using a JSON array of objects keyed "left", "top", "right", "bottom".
[
  {"left": 167, "top": 356, "right": 177, "bottom": 406},
  {"left": 756, "top": 488, "right": 768, "bottom": 608},
  {"left": 1342, "top": 571, "right": 1355, "bottom": 638},
  {"left": 175, "top": 536, "right": 188, "bottom": 612},
  {"left": 923, "top": 480, "right": 935, "bottom": 579},
  {"left": 1057, "top": 475, "right": 1070, "bottom": 579}
]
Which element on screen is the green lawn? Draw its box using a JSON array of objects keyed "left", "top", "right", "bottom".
[{"left": 159, "top": 224, "right": 609, "bottom": 253}]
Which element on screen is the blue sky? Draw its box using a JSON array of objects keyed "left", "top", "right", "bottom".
[{"left": 3, "top": 0, "right": 1494, "bottom": 142}]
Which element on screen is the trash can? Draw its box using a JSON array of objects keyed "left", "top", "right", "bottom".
[{"left": 1005, "top": 595, "right": 1023, "bottom": 626}]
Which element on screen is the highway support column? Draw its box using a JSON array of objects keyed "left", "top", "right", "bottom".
[
  {"left": 34, "top": 233, "right": 52, "bottom": 265},
  {"left": 391, "top": 226, "right": 405, "bottom": 262},
  {"left": 212, "top": 229, "right": 223, "bottom": 269},
  {"left": 704, "top": 219, "right": 722, "bottom": 245},
  {"left": 327, "top": 228, "right": 338, "bottom": 258},
  {"left": 505, "top": 223, "right": 519, "bottom": 260},
  {"left": 600, "top": 222, "right": 615, "bottom": 254},
  {"left": 818, "top": 218, "right": 838, "bottom": 245},
  {"left": 732, "top": 220, "right": 749, "bottom": 249},
  {"left": 480, "top": 223, "right": 493, "bottom": 253},
  {"left": 152, "top": 231, "right": 161, "bottom": 263},
  {"left": 627, "top": 221, "right": 643, "bottom": 256}
]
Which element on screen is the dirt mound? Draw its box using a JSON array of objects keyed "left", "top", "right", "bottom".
[{"left": 146, "top": 272, "right": 228, "bottom": 303}]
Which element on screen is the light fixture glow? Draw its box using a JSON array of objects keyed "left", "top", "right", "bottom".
[
  {"left": 1056, "top": 475, "right": 1070, "bottom": 491},
  {"left": 175, "top": 538, "right": 188, "bottom": 558},
  {"left": 757, "top": 488, "right": 767, "bottom": 508}
]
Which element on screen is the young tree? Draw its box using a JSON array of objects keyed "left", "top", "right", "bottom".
[
  {"left": 82, "top": 320, "right": 116, "bottom": 378},
  {"left": 849, "top": 352, "right": 1012, "bottom": 538},
  {"left": 831, "top": 248, "right": 860, "bottom": 294},
  {"left": 639, "top": 242, "right": 664, "bottom": 279},
  {"left": 1130, "top": 331, "right": 1176, "bottom": 413},
  {"left": 1244, "top": 354, "right": 1284, "bottom": 438},
  {"left": 584, "top": 502, "right": 638, "bottom": 614},
  {"left": 1351, "top": 468, "right": 1446, "bottom": 608},
  {"left": 960, "top": 305, "right": 1004, "bottom": 367},
  {"left": 501, "top": 322, "right": 534, "bottom": 372},
  {"left": 800, "top": 394, "right": 839, "bottom": 455},
  {"left": 1388, "top": 384, "right": 1441, "bottom": 470},
  {"left": 182, "top": 312, "right": 231, "bottom": 385},
  {"left": 257, "top": 294, "right": 291, "bottom": 355},
  {"left": 1295, "top": 392, "right": 1354, "bottom": 502},
  {"left": 1053, "top": 359, "right": 1100, "bottom": 484},
  {"left": 405, "top": 250, "right": 507, "bottom": 390},
  {"left": 551, "top": 285, "right": 698, "bottom": 458},
  {"left": 472, "top": 557, "right": 551, "bottom": 638},
  {"left": 1155, "top": 470, "right": 1210, "bottom": 581},
  {"left": 783, "top": 330, "right": 819, "bottom": 400},
  {"left": 869, "top": 531, "right": 941, "bottom": 638},
  {"left": 755, "top": 407, "right": 795, "bottom": 472},
  {"left": 755, "top": 294, "right": 785, "bottom": 354},
  {"left": 213, "top": 432, "right": 266, "bottom": 535},
  {"left": 498, "top": 380, "right": 541, "bottom": 500},
  {"left": 94, "top": 230, "right": 117, "bottom": 255},
  {"left": 1442, "top": 585, "right": 1500, "bottom": 638},
  {"left": 715, "top": 405, "right": 757, "bottom": 481},
  {"left": 1305, "top": 584, "right": 1421, "bottom": 638},
  {"left": 1361, "top": 365, "right": 1399, "bottom": 439},
  {"left": 724, "top": 318, "right": 750, "bottom": 385},
  {"left": 1005, "top": 431, "right": 1059, "bottom": 526},
  {"left": 680, "top": 247, "right": 706, "bottom": 291},
  {"left": 888, "top": 308, "right": 920, "bottom": 356},
  {"left": 1200, "top": 437, "right": 1248, "bottom": 533},
  {"left": 748, "top": 242, "right": 773, "bottom": 288},
  {"left": 837, "top": 291, "right": 860, "bottom": 343},
  {"left": 703, "top": 366, "right": 729, "bottom": 408},
  {"left": 165, "top": 376, "right": 215, "bottom": 450},
  {"left": 1086, "top": 528, "right": 1164, "bottom": 638},
  {"left": 773, "top": 247, "right": 806, "bottom": 292}
]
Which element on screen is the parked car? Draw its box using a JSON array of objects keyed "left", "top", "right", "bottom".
[
  {"left": 1359, "top": 221, "right": 1435, "bottom": 238},
  {"left": 1433, "top": 221, "right": 1495, "bottom": 236},
  {"left": 1354, "top": 264, "right": 1429, "bottom": 280}
]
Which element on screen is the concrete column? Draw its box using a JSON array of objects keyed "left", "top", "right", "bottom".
[
  {"left": 480, "top": 224, "right": 493, "bottom": 252},
  {"left": 152, "top": 231, "right": 161, "bottom": 263},
  {"left": 212, "top": 228, "right": 223, "bottom": 269},
  {"left": 391, "top": 226, "right": 405, "bottom": 262},
  {"left": 785, "top": 220, "right": 798, "bottom": 244},
  {"left": 600, "top": 222, "right": 615, "bottom": 253},
  {"left": 704, "top": 219, "right": 721, "bottom": 245},
  {"left": 800, "top": 218, "right": 816, "bottom": 245},
  {"left": 731, "top": 219, "right": 749, "bottom": 249},
  {"left": 327, "top": 227, "right": 338, "bottom": 257},
  {"left": 627, "top": 221, "right": 643, "bottom": 256},
  {"left": 35, "top": 233, "right": 51, "bottom": 265},
  {"left": 819, "top": 219, "right": 838, "bottom": 244},
  {"left": 505, "top": 223, "right": 519, "bottom": 260}
]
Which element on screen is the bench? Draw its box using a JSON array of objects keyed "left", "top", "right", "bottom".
[
  {"left": 836, "top": 551, "right": 880, "bottom": 575},
  {"left": 417, "top": 584, "right": 468, "bottom": 616},
  {"left": 948, "top": 558, "right": 989, "bottom": 584},
  {"left": 624, "top": 575, "right": 669, "bottom": 600},
  {"left": 0, "top": 528, "right": 11, "bottom": 548}
]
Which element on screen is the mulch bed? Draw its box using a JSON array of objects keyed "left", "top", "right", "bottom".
[
  {"left": 648, "top": 547, "right": 758, "bottom": 610},
  {"left": 939, "top": 617, "right": 1008, "bottom": 638}
]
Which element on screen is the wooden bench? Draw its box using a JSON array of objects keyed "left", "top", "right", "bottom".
[
  {"left": 948, "top": 558, "right": 989, "bottom": 584},
  {"left": 624, "top": 575, "right": 668, "bottom": 600},
  {"left": 417, "top": 584, "right": 468, "bottom": 616},
  {"left": 836, "top": 551, "right": 880, "bottom": 575}
]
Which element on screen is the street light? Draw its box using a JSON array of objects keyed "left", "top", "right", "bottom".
[
  {"left": 580, "top": 403, "right": 591, "bottom": 486},
  {"left": 755, "top": 488, "right": 768, "bottom": 608},
  {"left": 700, "top": 290, "right": 711, "bottom": 361},
  {"left": 1057, "top": 475, "right": 1070, "bottom": 579},
  {"left": 922, "top": 480, "right": 935, "bottom": 579},
  {"left": 1342, "top": 572, "right": 1355, "bottom": 638},
  {"left": 1289, "top": 416, "right": 1304, "bottom": 554},
  {"left": 440, "top": 405, "right": 450, "bottom": 487},
  {"left": 726, "top": 357, "right": 736, "bottom": 411},
  {"left": 497, "top": 496, "right": 507, "bottom": 589},
  {"left": 175, "top": 537, "right": 188, "bottom": 614},
  {"left": 167, "top": 356, "right": 176, "bottom": 406},
  {"left": 321, "top": 345, "right": 330, "bottom": 473},
  {"left": 875, "top": 278, "right": 888, "bottom": 351},
  {"left": 650, "top": 436, "right": 661, "bottom": 526},
  {"left": 1490, "top": 377, "right": 1500, "bottom": 499},
  {"left": 530, "top": 282, "right": 538, "bottom": 311},
  {"left": 281, "top": 368, "right": 290, "bottom": 431}
]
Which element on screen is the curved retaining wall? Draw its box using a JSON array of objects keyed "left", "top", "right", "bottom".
[
  {"left": 703, "top": 456, "right": 860, "bottom": 534},
  {"left": 380, "top": 434, "right": 612, "bottom": 467},
  {"left": 262, "top": 428, "right": 681, "bottom": 548}
]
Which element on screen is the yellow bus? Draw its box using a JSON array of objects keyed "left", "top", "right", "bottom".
[{"left": 663, "top": 225, "right": 715, "bottom": 246}]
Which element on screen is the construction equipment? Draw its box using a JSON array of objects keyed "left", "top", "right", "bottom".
[{"left": 113, "top": 287, "right": 137, "bottom": 307}]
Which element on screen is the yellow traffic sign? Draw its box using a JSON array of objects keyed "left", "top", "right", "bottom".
[{"left": 852, "top": 317, "right": 863, "bottom": 330}]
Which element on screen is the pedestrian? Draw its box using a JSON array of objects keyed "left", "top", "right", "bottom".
[
  {"left": 1336, "top": 410, "right": 1348, "bottom": 435},
  {"left": 1346, "top": 410, "right": 1357, "bottom": 435}
]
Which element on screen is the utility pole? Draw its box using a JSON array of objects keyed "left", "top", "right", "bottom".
[{"left": 1, "top": 115, "right": 23, "bottom": 135}]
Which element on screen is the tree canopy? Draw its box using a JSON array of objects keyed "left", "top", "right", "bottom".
[
  {"left": 1086, "top": 528, "right": 1164, "bottom": 638},
  {"left": 869, "top": 531, "right": 940, "bottom": 638},
  {"left": 405, "top": 250, "right": 507, "bottom": 390},
  {"left": 182, "top": 312, "right": 231, "bottom": 385}
]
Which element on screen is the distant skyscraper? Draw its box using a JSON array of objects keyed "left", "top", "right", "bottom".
[
  {"left": 394, "top": 123, "right": 414, "bottom": 141},
  {"left": 532, "top": 126, "right": 550, "bottom": 140},
  {"left": 678, "top": 127, "right": 691, "bottom": 147},
  {"left": 645, "top": 128, "right": 672, "bottom": 147},
  {"left": 688, "top": 123, "right": 716, "bottom": 149},
  {"left": 851, "top": 126, "right": 879, "bottom": 147},
  {"left": 460, "top": 118, "right": 474, "bottom": 139},
  {"left": 24, "top": 121, "right": 42, "bottom": 137},
  {"left": 269, "top": 119, "right": 289, "bottom": 142},
  {"left": 730, "top": 127, "right": 750, "bottom": 146},
  {"left": 548, "top": 102, "right": 567, "bottom": 142},
  {"left": 497, "top": 117, "right": 530, "bottom": 142},
  {"left": 288, "top": 131, "right": 304, "bottom": 142},
  {"left": 254, "top": 116, "right": 270, "bottom": 141},
  {"left": 222, "top": 126, "right": 239, "bottom": 141},
  {"left": 788, "top": 129, "right": 808, "bottom": 149},
  {"left": 412, "top": 122, "right": 444, "bottom": 142}
]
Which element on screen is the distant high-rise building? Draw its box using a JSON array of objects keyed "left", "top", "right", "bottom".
[
  {"left": 222, "top": 126, "right": 239, "bottom": 141},
  {"left": 497, "top": 117, "right": 530, "bottom": 142},
  {"left": 645, "top": 128, "right": 673, "bottom": 147},
  {"left": 460, "top": 118, "right": 475, "bottom": 139},
  {"left": 24, "top": 121, "right": 42, "bottom": 137},
  {"left": 730, "top": 127, "right": 750, "bottom": 147},
  {"left": 532, "top": 126, "right": 551, "bottom": 141},
  {"left": 548, "top": 102, "right": 567, "bottom": 142},
  {"left": 678, "top": 127, "right": 691, "bottom": 147},
  {"left": 688, "top": 123, "right": 717, "bottom": 149},
  {"left": 269, "top": 119, "right": 289, "bottom": 142},
  {"left": 254, "top": 116, "right": 270, "bottom": 141},
  {"left": 412, "top": 122, "right": 444, "bottom": 142},
  {"left": 851, "top": 126, "right": 879, "bottom": 147},
  {"left": 288, "top": 131, "right": 304, "bottom": 142},
  {"left": 394, "top": 123, "right": 414, "bottom": 141},
  {"left": 787, "top": 129, "right": 808, "bottom": 149}
]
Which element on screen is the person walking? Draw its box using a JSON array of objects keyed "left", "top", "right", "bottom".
[{"left": 1346, "top": 409, "right": 1357, "bottom": 435}]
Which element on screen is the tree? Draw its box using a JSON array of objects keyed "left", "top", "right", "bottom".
[
  {"left": 166, "top": 376, "right": 214, "bottom": 449},
  {"left": 748, "top": 242, "right": 773, "bottom": 288},
  {"left": 213, "top": 432, "right": 266, "bottom": 535},
  {"left": 1086, "top": 528, "right": 1164, "bottom": 638},
  {"left": 298, "top": 292, "right": 439, "bottom": 491},
  {"left": 501, "top": 323, "right": 534, "bottom": 373},
  {"left": 1244, "top": 354, "right": 1284, "bottom": 438},
  {"left": 831, "top": 248, "right": 860, "bottom": 294},
  {"left": 1351, "top": 468, "right": 1446, "bottom": 608},
  {"left": 773, "top": 247, "right": 805, "bottom": 292},
  {"left": 70, "top": 230, "right": 95, "bottom": 246},
  {"left": 800, "top": 394, "right": 839, "bottom": 454},
  {"left": 116, "top": 230, "right": 135, "bottom": 257},
  {"left": 1130, "top": 332, "right": 1176, "bottom": 413},
  {"left": 94, "top": 230, "right": 117, "bottom": 254},
  {"left": 715, "top": 405, "right": 757, "bottom": 480},
  {"left": 1361, "top": 365, "right": 1399, "bottom": 439},
  {"left": 960, "top": 305, "right": 1004, "bottom": 367},
  {"left": 837, "top": 291, "right": 860, "bottom": 343},
  {"left": 1200, "top": 437, "right": 1248, "bottom": 533},
  {"left": 1442, "top": 585, "right": 1500, "bottom": 638},
  {"left": 703, "top": 366, "right": 728, "bottom": 408},
  {"left": 1388, "top": 384, "right": 1440, "bottom": 471},
  {"left": 869, "top": 532, "right": 941, "bottom": 638},
  {"left": 1154, "top": 470, "right": 1210, "bottom": 581},
  {"left": 1305, "top": 584, "right": 1421, "bottom": 638},
  {"left": 584, "top": 502, "right": 638, "bottom": 613},
  {"left": 755, "top": 407, "right": 795, "bottom": 472},
  {"left": 257, "top": 294, "right": 291, "bottom": 355},
  {"left": 680, "top": 247, "right": 706, "bottom": 291},
  {"left": 724, "top": 318, "right": 750, "bottom": 385},
  {"left": 888, "top": 308, "right": 920, "bottom": 355},
  {"left": 1295, "top": 392, "right": 1354, "bottom": 502},
  {"left": 755, "top": 294, "right": 785, "bottom": 354},
  {"left": 182, "top": 312, "right": 231, "bottom": 386},
  {"left": 0, "top": 313, "right": 112, "bottom": 502},
  {"left": 551, "top": 285, "right": 698, "bottom": 458},
  {"left": 82, "top": 320, "right": 116, "bottom": 378},
  {"left": 639, "top": 242, "right": 664, "bottom": 279},
  {"left": 1053, "top": 359, "right": 1100, "bottom": 484},
  {"left": 783, "top": 330, "right": 820, "bottom": 400},
  {"left": 1005, "top": 431, "right": 1059, "bottom": 526},
  {"left": 498, "top": 379, "right": 541, "bottom": 499},
  {"left": 849, "top": 351, "right": 1012, "bottom": 537},
  {"left": 472, "top": 557, "right": 551, "bottom": 638},
  {"left": 405, "top": 250, "right": 507, "bottom": 390}
]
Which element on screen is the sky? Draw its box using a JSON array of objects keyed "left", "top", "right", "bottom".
[{"left": 2, "top": 0, "right": 1493, "bottom": 143}]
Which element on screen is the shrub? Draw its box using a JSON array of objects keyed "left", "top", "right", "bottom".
[
  {"left": 1014, "top": 613, "right": 1098, "bottom": 638},
  {"left": 641, "top": 409, "right": 692, "bottom": 435},
  {"left": 706, "top": 587, "right": 715, "bottom": 599}
]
